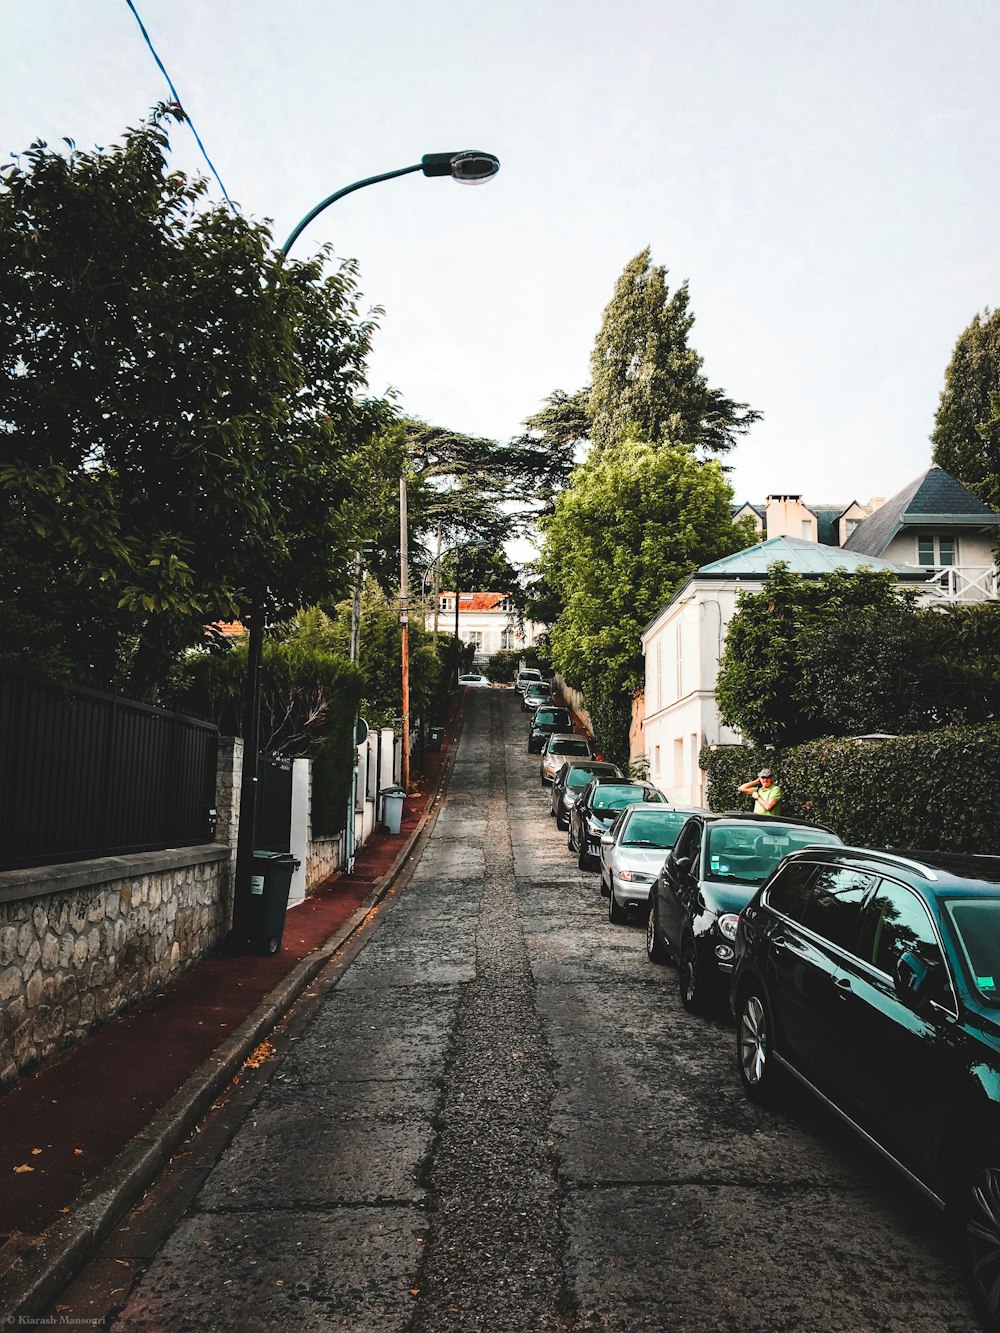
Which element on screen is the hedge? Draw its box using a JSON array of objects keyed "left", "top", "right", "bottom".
[{"left": 699, "top": 724, "right": 1000, "bottom": 855}]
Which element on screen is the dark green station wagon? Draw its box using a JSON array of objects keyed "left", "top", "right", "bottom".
[{"left": 731, "top": 845, "right": 1000, "bottom": 1331}]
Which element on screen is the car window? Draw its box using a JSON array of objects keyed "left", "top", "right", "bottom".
[
  {"left": 798, "top": 867, "right": 876, "bottom": 953},
  {"left": 947, "top": 899, "right": 1000, "bottom": 1005},
  {"left": 566, "top": 769, "right": 595, "bottom": 791},
  {"left": 621, "top": 809, "right": 688, "bottom": 848},
  {"left": 592, "top": 784, "right": 648, "bottom": 811},
  {"left": 764, "top": 860, "right": 819, "bottom": 919},
  {"left": 857, "top": 879, "right": 940, "bottom": 973},
  {"left": 549, "top": 738, "right": 591, "bottom": 755},
  {"left": 707, "top": 825, "right": 841, "bottom": 885}
]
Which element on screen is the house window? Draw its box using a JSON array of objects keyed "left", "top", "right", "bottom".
[
  {"left": 673, "top": 739, "right": 684, "bottom": 788},
  {"left": 466, "top": 630, "right": 483, "bottom": 649},
  {"left": 845, "top": 518, "right": 860, "bottom": 537},
  {"left": 654, "top": 745, "right": 661, "bottom": 773},
  {"left": 917, "top": 535, "right": 957, "bottom": 566},
  {"left": 801, "top": 520, "right": 812, "bottom": 540},
  {"left": 500, "top": 629, "right": 514, "bottom": 650}
]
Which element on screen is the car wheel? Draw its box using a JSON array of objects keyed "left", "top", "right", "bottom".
[
  {"left": 957, "top": 1141, "right": 1000, "bottom": 1332},
  {"left": 556, "top": 810, "right": 567, "bottom": 830},
  {"left": 578, "top": 844, "right": 591, "bottom": 871},
  {"left": 567, "top": 825, "right": 576, "bottom": 852},
  {"left": 646, "top": 897, "right": 668, "bottom": 964},
  {"left": 608, "top": 885, "right": 624, "bottom": 923},
  {"left": 599, "top": 869, "right": 611, "bottom": 898},
  {"left": 736, "top": 988, "right": 780, "bottom": 1104},
  {"left": 679, "top": 936, "right": 711, "bottom": 1015}
]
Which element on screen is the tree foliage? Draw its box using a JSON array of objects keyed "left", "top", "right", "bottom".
[
  {"left": 538, "top": 434, "right": 752, "bottom": 760},
  {"left": 718, "top": 567, "right": 1000, "bottom": 748},
  {"left": 0, "top": 106, "right": 398, "bottom": 695},
  {"left": 931, "top": 307, "right": 1000, "bottom": 512},
  {"left": 588, "top": 248, "right": 760, "bottom": 455}
]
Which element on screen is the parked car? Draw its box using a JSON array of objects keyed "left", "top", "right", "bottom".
[
  {"left": 528, "top": 706, "right": 574, "bottom": 753},
  {"left": 646, "top": 812, "right": 842, "bottom": 1014},
  {"left": 550, "top": 760, "right": 624, "bottom": 830},
  {"left": 514, "top": 668, "right": 543, "bottom": 695},
  {"left": 540, "top": 734, "right": 595, "bottom": 785},
  {"left": 730, "top": 845, "right": 1000, "bottom": 1332},
  {"left": 568, "top": 777, "right": 667, "bottom": 870},
  {"left": 458, "top": 672, "right": 491, "bottom": 688},
  {"left": 521, "top": 682, "right": 554, "bottom": 713},
  {"left": 599, "top": 804, "right": 706, "bottom": 923}
]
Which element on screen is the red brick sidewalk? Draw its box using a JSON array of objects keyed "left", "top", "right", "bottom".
[{"left": 0, "top": 703, "right": 461, "bottom": 1253}]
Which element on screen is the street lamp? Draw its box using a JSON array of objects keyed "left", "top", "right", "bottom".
[
  {"left": 229, "top": 149, "right": 501, "bottom": 951},
  {"left": 420, "top": 538, "right": 493, "bottom": 686}
]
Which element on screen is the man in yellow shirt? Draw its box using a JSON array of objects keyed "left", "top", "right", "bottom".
[{"left": 737, "top": 768, "right": 783, "bottom": 816}]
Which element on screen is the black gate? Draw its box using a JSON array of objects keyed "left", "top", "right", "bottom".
[
  {"left": 0, "top": 667, "right": 218, "bottom": 871},
  {"left": 255, "top": 754, "right": 293, "bottom": 853}
]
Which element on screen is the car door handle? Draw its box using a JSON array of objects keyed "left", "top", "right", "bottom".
[{"left": 834, "top": 975, "right": 852, "bottom": 994}]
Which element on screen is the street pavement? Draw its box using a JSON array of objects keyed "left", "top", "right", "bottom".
[{"left": 53, "top": 688, "right": 981, "bottom": 1330}]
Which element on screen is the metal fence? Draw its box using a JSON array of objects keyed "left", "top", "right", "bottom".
[
  {"left": 0, "top": 668, "right": 219, "bottom": 871},
  {"left": 256, "top": 754, "right": 292, "bottom": 853}
]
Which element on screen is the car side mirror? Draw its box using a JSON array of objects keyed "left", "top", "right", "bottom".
[
  {"left": 894, "top": 951, "right": 931, "bottom": 1009},
  {"left": 673, "top": 855, "right": 692, "bottom": 873},
  {"left": 600, "top": 833, "right": 614, "bottom": 847}
]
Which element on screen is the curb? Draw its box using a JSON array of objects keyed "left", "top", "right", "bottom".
[{"left": 0, "top": 717, "right": 462, "bottom": 1319}]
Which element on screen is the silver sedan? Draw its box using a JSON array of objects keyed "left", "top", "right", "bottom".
[
  {"left": 540, "top": 733, "right": 595, "bottom": 784},
  {"left": 599, "top": 804, "right": 706, "bottom": 923}
]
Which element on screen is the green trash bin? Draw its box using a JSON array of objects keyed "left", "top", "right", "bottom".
[{"left": 248, "top": 850, "right": 300, "bottom": 954}]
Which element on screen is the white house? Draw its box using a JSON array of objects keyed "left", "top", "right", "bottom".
[
  {"left": 425, "top": 591, "right": 543, "bottom": 662},
  {"left": 639, "top": 537, "right": 932, "bottom": 807}
]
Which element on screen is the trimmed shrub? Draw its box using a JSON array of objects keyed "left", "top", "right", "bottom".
[{"left": 700, "top": 725, "right": 1000, "bottom": 854}]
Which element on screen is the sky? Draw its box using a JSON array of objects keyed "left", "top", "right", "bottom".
[{"left": 6, "top": 0, "right": 1000, "bottom": 516}]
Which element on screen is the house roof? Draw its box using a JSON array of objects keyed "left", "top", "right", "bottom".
[
  {"left": 641, "top": 536, "right": 926, "bottom": 641},
  {"left": 696, "top": 535, "right": 927, "bottom": 578},
  {"left": 437, "top": 591, "right": 511, "bottom": 612},
  {"left": 843, "top": 464, "right": 1000, "bottom": 556}
]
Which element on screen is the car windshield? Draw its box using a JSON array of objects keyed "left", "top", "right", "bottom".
[
  {"left": 566, "top": 767, "right": 604, "bottom": 790},
  {"left": 549, "top": 738, "right": 590, "bottom": 755},
  {"left": 946, "top": 899, "right": 1000, "bottom": 1005},
  {"left": 535, "top": 710, "right": 569, "bottom": 726},
  {"left": 621, "top": 809, "right": 689, "bottom": 848},
  {"left": 592, "top": 784, "right": 660, "bottom": 812},
  {"left": 526, "top": 684, "right": 550, "bottom": 697},
  {"left": 705, "top": 825, "right": 841, "bottom": 883}
]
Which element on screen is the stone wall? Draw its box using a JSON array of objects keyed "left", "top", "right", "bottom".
[
  {"left": 0, "top": 846, "right": 231, "bottom": 1090},
  {"left": 307, "top": 834, "right": 345, "bottom": 892}
]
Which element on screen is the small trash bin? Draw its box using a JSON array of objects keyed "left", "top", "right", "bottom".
[
  {"left": 428, "top": 725, "right": 445, "bottom": 752},
  {"left": 247, "top": 850, "right": 300, "bottom": 955},
  {"left": 381, "top": 786, "right": 405, "bottom": 835}
]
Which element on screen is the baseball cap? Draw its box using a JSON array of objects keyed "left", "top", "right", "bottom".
[{"left": 757, "top": 768, "right": 774, "bottom": 779}]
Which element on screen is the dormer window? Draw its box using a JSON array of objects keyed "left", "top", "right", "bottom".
[{"left": 917, "top": 535, "right": 956, "bottom": 566}]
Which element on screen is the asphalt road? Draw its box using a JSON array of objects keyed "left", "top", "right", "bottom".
[{"left": 63, "top": 688, "right": 981, "bottom": 1331}]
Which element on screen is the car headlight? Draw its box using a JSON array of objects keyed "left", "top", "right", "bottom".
[{"left": 718, "top": 913, "right": 740, "bottom": 942}]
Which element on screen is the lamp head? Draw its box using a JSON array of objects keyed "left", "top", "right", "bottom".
[{"left": 421, "top": 150, "right": 500, "bottom": 184}]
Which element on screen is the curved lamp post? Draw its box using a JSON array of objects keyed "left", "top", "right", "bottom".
[
  {"left": 420, "top": 538, "right": 493, "bottom": 684},
  {"left": 231, "top": 150, "right": 500, "bottom": 950}
]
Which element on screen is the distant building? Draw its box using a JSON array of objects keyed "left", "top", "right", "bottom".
[{"left": 426, "top": 592, "right": 542, "bottom": 662}]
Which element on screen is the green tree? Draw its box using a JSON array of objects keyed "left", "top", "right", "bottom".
[
  {"left": 588, "top": 248, "right": 760, "bottom": 455},
  {"left": 504, "top": 387, "right": 592, "bottom": 515},
  {"left": 715, "top": 565, "right": 932, "bottom": 747},
  {"left": 931, "top": 307, "right": 1000, "bottom": 511},
  {"left": 539, "top": 434, "right": 752, "bottom": 763},
  {"left": 0, "top": 106, "right": 397, "bottom": 695}
]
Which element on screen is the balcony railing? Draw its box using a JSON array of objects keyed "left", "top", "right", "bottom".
[{"left": 922, "top": 565, "right": 999, "bottom": 602}]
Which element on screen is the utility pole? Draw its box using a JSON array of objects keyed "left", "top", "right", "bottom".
[{"left": 399, "top": 477, "right": 410, "bottom": 792}]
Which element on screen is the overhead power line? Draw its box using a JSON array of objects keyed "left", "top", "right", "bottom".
[{"left": 123, "top": 0, "right": 236, "bottom": 210}]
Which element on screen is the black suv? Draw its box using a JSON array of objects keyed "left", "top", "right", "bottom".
[
  {"left": 730, "top": 845, "right": 1000, "bottom": 1330},
  {"left": 528, "top": 706, "right": 573, "bottom": 753},
  {"left": 646, "top": 812, "right": 842, "bottom": 1014}
]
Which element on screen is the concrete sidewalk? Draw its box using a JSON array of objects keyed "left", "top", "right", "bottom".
[{"left": 0, "top": 700, "right": 463, "bottom": 1319}]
